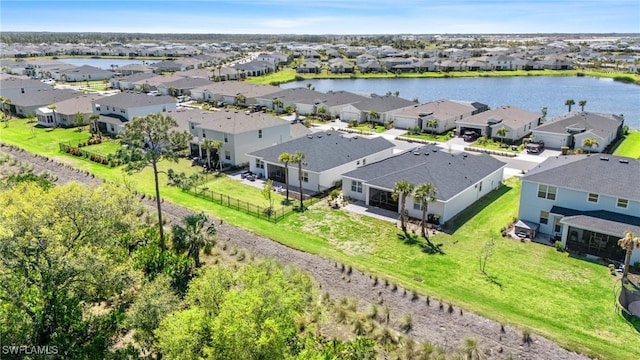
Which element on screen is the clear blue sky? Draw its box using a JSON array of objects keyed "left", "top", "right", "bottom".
[{"left": 1, "top": 0, "right": 638, "bottom": 34}]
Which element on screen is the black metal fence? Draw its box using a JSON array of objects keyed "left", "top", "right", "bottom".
[{"left": 185, "top": 186, "right": 317, "bottom": 223}]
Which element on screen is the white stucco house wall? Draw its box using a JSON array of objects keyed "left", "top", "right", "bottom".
[
  {"left": 92, "top": 92, "right": 176, "bottom": 135},
  {"left": 531, "top": 112, "right": 624, "bottom": 152},
  {"left": 392, "top": 99, "right": 488, "bottom": 133}
]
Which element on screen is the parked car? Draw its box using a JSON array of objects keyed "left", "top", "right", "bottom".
[
  {"left": 462, "top": 130, "right": 480, "bottom": 142},
  {"left": 525, "top": 141, "right": 544, "bottom": 154}
]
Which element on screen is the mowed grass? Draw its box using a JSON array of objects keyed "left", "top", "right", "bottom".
[
  {"left": 1, "top": 118, "right": 638, "bottom": 359},
  {"left": 613, "top": 131, "right": 640, "bottom": 159}
]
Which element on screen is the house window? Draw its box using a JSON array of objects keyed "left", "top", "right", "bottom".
[
  {"left": 202, "top": 130, "right": 206, "bottom": 138},
  {"left": 478, "top": 181, "right": 483, "bottom": 192},
  {"left": 537, "top": 184, "right": 557, "bottom": 200},
  {"left": 617, "top": 198, "right": 629, "bottom": 208},
  {"left": 540, "top": 211, "right": 549, "bottom": 225},
  {"left": 258, "top": 130, "right": 262, "bottom": 139},
  {"left": 256, "top": 159, "right": 264, "bottom": 169},
  {"left": 362, "top": 159, "right": 366, "bottom": 165},
  {"left": 351, "top": 180, "right": 362, "bottom": 193},
  {"left": 224, "top": 135, "right": 228, "bottom": 143},
  {"left": 106, "top": 106, "right": 110, "bottom": 111},
  {"left": 302, "top": 172, "right": 309, "bottom": 183},
  {"left": 413, "top": 201, "right": 425, "bottom": 211},
  {"left": 190, "top": 123, "right": 194, "bottom": 130},
  {"left": 356, "top": 160, "right": 360, "bottom": 165},
  {"left": 224, "top": 151, "right": 230, "bottom": 160},
  {"left": 587, "top": 193, "right": 599, "bottom": 203}
]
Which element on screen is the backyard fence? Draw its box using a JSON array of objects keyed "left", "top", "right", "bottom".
[
  {"left": 185, "top": 186, "right": 318, "bottom": 223},
  {"left": 59, "top": 142, "right": 112, "bottom": 166}
]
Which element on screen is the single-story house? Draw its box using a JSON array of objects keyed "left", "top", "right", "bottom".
[
  {"left": 455, "top": 105, "right": 542, "bottom": 142},
  {"left": 342, "top": 145, "right": 505, "bottom": 224},
  {"left": 393, "top": 99, "right": 488, "bottom": 133},
  {"left": 36, "top": 94, "right": 104, "bottom": 128},
  {"left": 248, "top": 132, "right": 395, "bottom": 194},
  {"left": 4, "top": 88, "right": 79, "bottom": 118},
  {"left": 340, "top": 94, "right": 416, "bottom": 124},
  {"left": 531, "top": 112, "right": 624, "bottom": 152},
  {"left": 50, "top": 65, "right": 113, "bottom": 82}
]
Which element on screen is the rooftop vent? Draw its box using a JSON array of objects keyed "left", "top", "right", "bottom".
[
  {"left": 317, "top": 134, "right": 323, "bottom": 138},
  {"left": 619, "top": 159, "right": 629, "bottom": 164},
  {"left": 353, "top": 136, "right": 358, "bottom": 139},
  {"left": 463, "top": 154, "right": 467, "bottom": 158},
  {"left": 326, "top": 132, "right": 332, "bottom": 136},
  {"left": 432, "top": 148, "right": 438, "bottom": 152},
  {"left": 307, "top": 135, "right": 313, "bottom": 139},
  {"left": 413, "top": 152, "right": 421, "bottom": 155},
  {"left": 600, "top": 157, "right": 609, "bottom": 161}
]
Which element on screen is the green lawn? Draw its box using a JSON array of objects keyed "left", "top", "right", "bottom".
[
  {"left": 198, "top": 174, "right": 287, "bottom": 206},
  {"left": 613, "top": 131, "right": 640, "bottom": 159},
  {"left": 402, "top": 131, "right": 455, "bottom": 142},
  {"left": 470, "top": 138, "right": 523, "bottom": 153},
  {"left": 1, "top": 118, "right": 638, "bottom": 360},
  {"left": 83, "top": 139, "right": 123, "bottom": 156},
  {"left": 348, "top": 124, "right": 386, "bottom": 133}
]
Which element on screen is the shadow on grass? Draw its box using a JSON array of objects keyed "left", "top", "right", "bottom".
[
  {"left": 483, "top": 273, "right": 503, "bottom": 288},
  {"left": 397, "top": 232, "right": 445, "bottom": 255},
  {"left": 443, "top": 184, "right": 513, "bottom": 234}
]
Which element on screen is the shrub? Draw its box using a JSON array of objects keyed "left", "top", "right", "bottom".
[
  {"left": 608, "top": 264, "right": 616, "bottom": 275},
  {"left": 554, "top": 240, "right": 564, "bottom": 252},
  {"left": 399, "top": 313, "right": 412, "bottom": 333}
]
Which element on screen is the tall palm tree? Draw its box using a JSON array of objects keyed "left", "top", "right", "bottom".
[
  {"left": 89, "top": 113, "right": 100, "bottom": 135},
  {"left": 200, "top": 139, "right": 216, "bottom": 170},
  {"left": 582, "top": 137, "right": 599, "bottom": 154},
  {"left": 541, "top": 107, "right": 548, "bottom": 121},
  {"left": 413, "top": 182, "right": 437, "bottom": 238},
  {"left": 234, "top": 94, "right": 246, "bottom": 107},
  {"left": 291, "top": 151, "right": 306, "bottom": 211},
  {"left": 278, "top": 152, "right": 291, "bottom": 203},
  {"left": 565, "top": 99, "right": 575, "bottom": 112},
  {"left": 212, "top": 140, "right": 224, "bottom": 171},
  {"left": 367, "top": 109, "right": 380, "bottom": 124},
  {"left": 578, "top": 100, "right": 587, "bottom": 111},
  {"left": 618, "top": 231, "right": 640, "bottom": 279},
  {"left": 171, "top": 212, "right": 216, "bottom": 268},
  {"left": 392, "top": 180, "right": 415, "bottom": 233},
  {"left": 272, "top": 98, "right": 283, "bottom": 112}
]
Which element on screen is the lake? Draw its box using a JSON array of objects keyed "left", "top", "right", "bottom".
[
  {"left": 281, "top": 76, "right": 640, "bottom": 129},
  {"left": 57, "top": 58, "right": 158, "bottom": 70}
]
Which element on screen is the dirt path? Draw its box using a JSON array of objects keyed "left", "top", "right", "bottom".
[{"left": 0, "top": 143, "right": 589, "bottom": 359}]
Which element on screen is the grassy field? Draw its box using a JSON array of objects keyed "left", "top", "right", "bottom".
[
  {"left": 246, "top": 68, "right": 640, "bottom": 85},
  {"left": 402, "top": 131, "right": 455, "bottom": 142},
  {"left": 1, "top": 118, "right": 638, "bottom": 359},
  {"left": 613, "top": 131, "right": 640, "bottom": 159}
]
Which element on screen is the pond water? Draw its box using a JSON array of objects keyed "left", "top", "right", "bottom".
[{"left": 281, "top": 76, "right": 640, "bottom": 129}]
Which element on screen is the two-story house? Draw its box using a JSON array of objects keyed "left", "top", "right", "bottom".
[
  {"left": 517, "top": 155, "right": 640, "bottom": 263},
  {"left": 174, "top": 108, "right": 296, "bottom": 167},
  {"left": 92, "top": 92, "right": 176, "bottom": 135}
]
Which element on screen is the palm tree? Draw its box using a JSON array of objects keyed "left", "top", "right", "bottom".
[
  {"left": 413, "top": 182, "right": 437, "bottom": 238},
  {"left": 168, "top": 86, "right": 178, "bottom": 97},
  {"left": 89, "top": 113, "right": 100, "bottom": 135},
  {"left": 272, "top": 98, "right": 283, "bottom": 112},
  {"left": 234, "top": 94, "right": 246, "bottom": 107},
  {"left": 200, "top": 139, "right": 216, "bottom": 170},
  {"left": 291, "top": 151, "right": 306, "bottom": 211},
  {"left": 367, "top": 109, "right": 380, "bottom": 127},
  {"left": 495, "top": 126, "right": 509, "bottom": 145},
  {"left": 618, "top": 231, "right": 640, "bottom": 279},
  {"left": 171, "top": 212, "right": 216, "bottom": 268},
  {"left": 426, "top": 118, "right": 438, "bottom": 134},
  {"left": 565, "top": 99, "right": 575, "bottom": 112},
  {"left": 578, "top": 100, "right": 587, "bottom": 111},
  {"left": 47, "top": 104, "right": 57, "bottom": 127},
  {"left": 392, "top": 180, "right": 415, "bottom": 233},
  {"left": 211, "top": 140, "right": 224, "bottom": 171},
  {"left": 541, "top": 107, "right": 548, "bottom": 121},
  {"left": 278, "top": 152, "right": 291, "bottom": 203},
  {"left": 582, "top": 137, "right": 599, "bottom": 154}
]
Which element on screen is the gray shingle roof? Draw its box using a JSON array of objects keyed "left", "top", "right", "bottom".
[
  {"left": 170, "top": 108, "right": 289, "bottom": 134},
  {"left": 522, "top": 154, "right": 640, "bottom": 200},
  {"left": 9, "top": 88, "right": 79, "bottom": 107},
  {"left": 350, "top": 94, "right": 416, "bottom": 113},
  {"left": 95, "top": 92, "right": 175, "bottom": 108},
  {"left": 532, "top": 112, "right": 623, "bottom": 136},
  {"left": 343, "top": 145, "right": 505, "bottom": 201},
  {"left": 249, "top": 132, "right": 395, "bottom": 173},
  {"left": 394, "top": 99, "right": 478, "bottom": 119},
  {"left": 457, "top": 105, "right": 540, "bottom": 129},
  {"left": 49, "top": 94, "right": 105, "bottom": 115}
]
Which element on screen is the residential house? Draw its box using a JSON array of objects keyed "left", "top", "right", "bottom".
[
  {"left": 455, "top": 106, "right": 542, "bottom": 142},
  {"left": 0, "top": 77, "right": 52, "bottom": 99},
  {"left": 314, "top": 91, "right": 369, "bottom": 119},
  {"left": 256, "top": 87, "right": 326, "bottom": 115},
  {"left": 111, "top": 72, "right": 156, "bottom": 91},
  {"left": 517, "top": 155, "right": 640, "bottom": 263},
  {"left": 296, "top": 59, "right": 322, "bottom": 74},
  {"left": 342, "top": 145, "right": 505, "bottom": 224},
  {"left": 92, "top": 92, "right": 176, "bottom": 135},
  {"left": 328, "top": 58, "right": 354, "bottom": 73},
  {"left": 36, "top": 94, "right": 104, "bottom": 128},
  {"left": 176, "top": 108, "right": 296, "bottom": 167},
  {"left": 248, "top": 132, "right": 395, "bottom": 194},
  {"left": 393, "top": 99, "right": 487, "bottom": 133},
  {"left": 339, "top": 94, "right": 416, "bottom": 123},
  {"left": 4, "top": 88, "right": 79, "bottom": 117},
  {"left": 150, "top": 60, "right": 191, "bottom": 73},
  {"left": 192, "top": 82, "right": 281, "bottom": 107},
  {"left": 156, "top": 77, "right": 215, "bottom": 96},
  {"left": 233, "top": 60, "right": 275, "bottom": 77},
  {"left": 51, "top": 65, "right": 113, "bottom": 82},
  {"left": 531, "top": 112, "right": 624, "bottom": 153}
]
